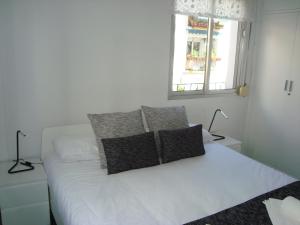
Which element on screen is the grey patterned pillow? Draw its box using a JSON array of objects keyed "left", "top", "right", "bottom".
[
  {"left": 158, "top": 124, "right": 205, "bottom": 163},
  {"left": 87, "top": 110, "right": 145, "bottom": 168},
  {"left": 142, "top": 105, "right": 189, "bottom": 131},
  {"left": 102, "top": 132, "right": 159, "bottom": 174},
  {"left": 141, "top": 105, "right": 189, "bottom": 157}
]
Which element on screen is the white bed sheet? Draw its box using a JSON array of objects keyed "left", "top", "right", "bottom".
[{"left": 44, "top": 143, "right": 296, "bottom": 225}]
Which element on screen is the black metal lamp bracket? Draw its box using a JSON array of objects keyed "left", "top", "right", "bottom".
[
  {"left": 211, "top": 134, "right": 226, "bottom": 141},
  {"left": 208, "top": 109, "right": 226, "bottom": 141},
  {"left": 8, "top": 130, "right": 34, "bottom": 174}
]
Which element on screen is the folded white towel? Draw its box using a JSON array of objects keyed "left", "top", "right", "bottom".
[
  {"left": 264, "top": 198, "right": 289, "bottom": 225},
  {"left": 263, "top": 197, "right": 300, "bottom": 225},
  {"left": 281, "top": 196, "right": 300, "bottom": 223}
]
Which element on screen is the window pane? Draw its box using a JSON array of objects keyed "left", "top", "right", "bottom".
[
  {"left": 209, "top": 19, "right": 238, "bottom": 90},
  {"left": 172, "top": 15, "right": 208, "bottom": 92}
]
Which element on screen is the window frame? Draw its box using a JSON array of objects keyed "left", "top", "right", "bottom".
[{"left": 168, "top": 14, "right": 243, "bottom": 100}]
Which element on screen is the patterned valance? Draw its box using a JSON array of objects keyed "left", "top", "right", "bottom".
[{"left": 174, "top": 0, "right": 256, "bottom": 21}]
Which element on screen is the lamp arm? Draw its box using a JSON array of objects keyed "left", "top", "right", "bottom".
[
  {"left": 16, "top": 130, "right": 20, "bottom": 162},
  {"left": 16, "top": 130, "right": 26, "bottom": 162},
  {"left": 208, "top": 109, "right": 221, "bottom": 132}
]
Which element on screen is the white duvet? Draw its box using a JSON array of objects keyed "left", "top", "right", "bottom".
[{"left": 44, "top": 143, "right": 296, "bottom": 225}]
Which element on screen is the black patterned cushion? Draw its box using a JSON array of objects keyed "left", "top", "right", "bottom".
[
  {"left": 87, "top": 110, "right": 145, "bottom": 169},
  {"left": 158, "top": 124, "right": 205, "bottom": 163},
  {"left": 101, "top": 132, "right": 159, "bottom": 175}
]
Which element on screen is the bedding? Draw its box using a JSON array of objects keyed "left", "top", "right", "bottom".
[
  {"left": 141, "top": 105, "right": 189, "bottom": 131},
  {"left": 141, "top": 105, "right": 189, "bottom": 157},
  {"left": 53, "top": 136, "right": 99, "bottom": 162},
  {"left": 158, "top": 124, "right": 205, "bottom": 163},
  {"left": 145, "top": 126, "right": 214, "bottom": 144},
  {"left": 87, "top": 110, "right": 145, "bottom": 168},
  {"left": 201, "top": 128, "right": 214, "bottom": 144},
  {"left": 101, "top": 132, "right": 159, "bottom": 174},
  {"left": 185, "top": 181, "right": 300, "bottom": 225},
  {"left": 44, "top": 143, "right": 296, "bottom": 225}
]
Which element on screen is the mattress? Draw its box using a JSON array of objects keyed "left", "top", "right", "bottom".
[{"left": 43, "top": 143, "right": 296, "bottom": 225}]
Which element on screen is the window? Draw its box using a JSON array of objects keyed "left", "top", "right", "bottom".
[{"left": 169, "top": 14, "right": 241, "bottom": 98}]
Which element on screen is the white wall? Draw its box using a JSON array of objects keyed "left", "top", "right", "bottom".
[
  {"left": 0, "top": 0, "right": 249, "bottom": 161},
  {"left": 0, "top": 0, "right": 10, "bottom": 160},
  {"left": 263, "top": 0, "right": 300, "bottom": 12}
]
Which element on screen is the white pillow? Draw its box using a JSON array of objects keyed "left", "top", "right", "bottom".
[
  {"left": 202, "top": 128, "right": 215, "bottom": 144},
  {"left": 53, "top": 136, "right": 100, "bottom": 162}
]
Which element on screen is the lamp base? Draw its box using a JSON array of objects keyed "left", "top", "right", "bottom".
[
  {"left": 8, "top": 161, "right": 35, "bottom": 174},
  {"left": 212, "top": 134, "right": 226, "bottom": 141}
]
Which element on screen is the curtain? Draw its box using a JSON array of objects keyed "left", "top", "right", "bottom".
[
  {"left": 235, "top": 22, "right": 252, "bottom": 87},
  {"left": 174, "top": 0, "right": 256, "bottom": 21}
]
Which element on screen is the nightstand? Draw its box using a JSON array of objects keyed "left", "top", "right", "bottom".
[
  {"left": 0, "top": 160, "right": 50, "bottom": 225},
  {"left": 214, "top": 136, "right": 242, "bottom": 153}
]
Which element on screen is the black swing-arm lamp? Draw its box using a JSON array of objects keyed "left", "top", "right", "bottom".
[
  {"left": 8, "top": 130, "right": 35, "bottom": 174},
  {"left": 208, "top": 109, "right": 229, "bottom": 141}
]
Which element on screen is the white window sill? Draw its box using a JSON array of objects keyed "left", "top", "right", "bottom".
[{"left": 168, "top": 89, "right": 238, "bottom": 100}]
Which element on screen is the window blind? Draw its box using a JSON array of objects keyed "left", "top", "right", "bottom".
[{"left": 174, "top": 0, "right": 256, "bottom": 21}]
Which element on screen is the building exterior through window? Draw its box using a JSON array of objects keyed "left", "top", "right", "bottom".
[{"left": 171, "top": 14, "right": 239, "bottom": 96}]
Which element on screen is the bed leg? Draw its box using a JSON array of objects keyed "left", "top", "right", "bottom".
[
  {"left": 50, "top": 208, "right": 57, "bottom": 225},
  {"left": 48, "top": 186, "right": 57, "bottom": 225}
]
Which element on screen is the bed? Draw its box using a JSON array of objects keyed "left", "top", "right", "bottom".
[{"left": 42, "top": 124, "right": 296, "bottom": 225}]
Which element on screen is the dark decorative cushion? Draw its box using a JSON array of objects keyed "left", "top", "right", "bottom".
[
  {"left": 101, "top": 132, "right": 159, "bottom": 174},
  {"left": 141, "top": 105, "right": 189, "bottom": 158},
  {"left": 158, "top": 124, "right": 205, "bottom": 163},
  {"left": 87, "top": 110, "right": 145, "bottom": 169}
]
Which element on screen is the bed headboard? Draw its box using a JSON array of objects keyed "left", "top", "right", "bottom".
[{"left": 41, "top": 123, "right": 94, "bottom": 160}]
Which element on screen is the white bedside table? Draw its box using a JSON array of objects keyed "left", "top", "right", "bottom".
[
  {"left": 214, "top": 136, "right": 242, "bottom": 153},
  {"left": 0, "top": 160, "right": 50, "bottom": 225}
]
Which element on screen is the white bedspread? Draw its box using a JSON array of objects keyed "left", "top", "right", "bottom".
[{"left": 44, "top": 143, "right": 296, "bottom": 225}]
